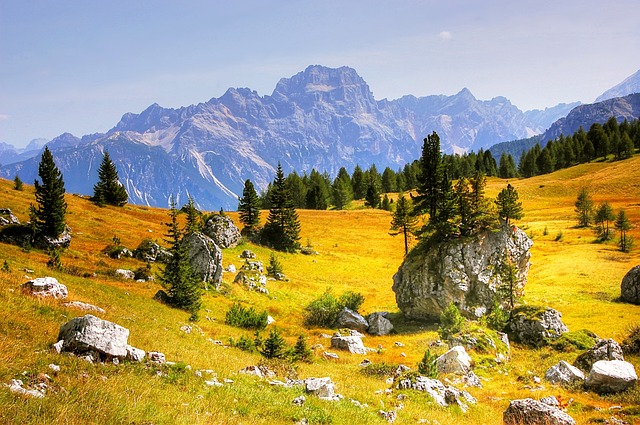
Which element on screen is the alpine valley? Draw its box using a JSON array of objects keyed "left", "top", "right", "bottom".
[{"left": 1, "top": 65, "right": 639, "bottom": 210}]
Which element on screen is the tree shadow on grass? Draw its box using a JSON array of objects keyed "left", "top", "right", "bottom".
[{"left": 387, "top": 311, "right": 438, "bottom": 336}]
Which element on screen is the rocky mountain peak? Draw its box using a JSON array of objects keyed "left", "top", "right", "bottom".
[{"left": 596, "top": 69, "right": 640, "bottom": 103}]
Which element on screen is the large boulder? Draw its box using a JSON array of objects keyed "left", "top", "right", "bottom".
[
  {"left": 573, "top": 339, "right": 624, "bottom": 372},
  {"left": 57, "top": 315, "right": 129, "bottom": 359},
  {"left": 621, "top": 265, "right": 640, "bottom": 305},
  {"left": 336, "top": 308, "right": 368, "bottom": 333},
  {"left": 392, "top": 223, "right": 532, "bottom": 320},
  {"left": 545, "top": 360, "right": 585, "bottom": 386},
  {"left": 203, "top": 214, "right": 241, "bottom": 249},
  {"left": 367, "top": 312, "right": 394, "bottom": 336},
  {"left": 396, "top": 375, "right": 476, "bottom": 412},
  {"left": 509, "top": 306, "right": 568, "bottom": 347},
  {"left": 182, "top": 232, "right": 223, "bottom": 290},
  {"left": 585, "top": 360, "right": 638, "bottom": 394},
  {"left": 436, "top": 346, "right": 473, "bottom": 374},
  {"left": 330, "top": 333, "right": 368, "bottom": 355},
  {"left": 503, "top": 398, "right": 575, "bottom": 425},
  {"left": 21, "top": 277, "right": 68, "bottom": 299}
]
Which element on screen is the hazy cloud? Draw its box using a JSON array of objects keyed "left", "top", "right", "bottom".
[
  {"left": 0, "top": 114, "right": 9, "bottom": 121},
  {"left": 438, "top": 31, "right": 453, "bottom": 41}
]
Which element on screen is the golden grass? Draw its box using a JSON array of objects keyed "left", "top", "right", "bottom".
[{"left": 0, "top": 156, "right": 640, "bottom": 424}]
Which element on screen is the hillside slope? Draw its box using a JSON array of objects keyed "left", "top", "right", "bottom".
[{"left": 1, "top": 156, "right": 640, "bottom": 424}]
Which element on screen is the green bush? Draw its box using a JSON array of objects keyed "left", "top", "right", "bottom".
[
  {"left": 361, "top": 362, "right": 401, "bottom": 377},
  {"left": 225, "top": 303, "right": 268, "bottom": 330},
  {"left": 291, "top": 335, "right": 313, "bottom": 363},
  {"left": 260, "top": 328, "right": 288, "bottom": 359},
  {"left": 438, "top": 302, "right": 465, "bottom": 339},
  {"left": 339, "top": 290, "right": 365, "bottom": 312},
  {"left": 229, "top": 334, "right": 257, "bottom": 353},
  {"left": 623, "top": 325, "right": 640, "bottom": 355},
  {"left": 303, "top": 289, "right": 366, "bottom": 328},
  {"left": 485, "top": 301, "right": 510, "bottom": 332},
  {"left": 548, "top": 329, "right": 598, "bottom": 352},
  {"left": 417, "top": 349, "right": 438, "bottom": 378},
  {"left": 134, "top": 263, "right": 154, "bottom": 281}
]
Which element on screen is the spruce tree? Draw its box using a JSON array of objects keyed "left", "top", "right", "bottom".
[
  {"left": 495, "top": 183, "right": 524, "bottom": 225},
  {"left": 364, "top": 181, "right": 380, "bottom": 208},
  {"left": 13, "top": 175, "right": 23, "bottom": 191},
  {"left": 238, "top": 179, "right": 261, "bottom": 231},
  {"left": 390, "top": 193, "right": 418, "bottom": 255},
  {"left": 93, "top": 151, "right": 128, "bottom": 206},
  {"left": 159, "top": 199, "right": 202, "bottom": 321},
  {"left": 262, "top": 163, "right": 301, "bottom": 252},
  {"left": 351, "top": 165, "right": 366, "bottom": 200},
  {"left": 413, "top": 131, "right": 443, "bottom": 220},
  {"left": 29, "top": 146, "right": 67, "bottom": 238},
  {"left": 182, "top": 196, "right": 201, "bottom": 234}
]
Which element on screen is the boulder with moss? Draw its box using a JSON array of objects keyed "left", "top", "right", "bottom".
[
  {"left": 509, "top": 306, "right": 568, "bottom": 347},
  {"left": 621, "top": 265, "right": 640, "bottom": 305},
  {"left": 392, "top": 223, "right": 533, "bottom": 320}
]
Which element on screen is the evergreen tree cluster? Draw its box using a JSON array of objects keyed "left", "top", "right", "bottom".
[{"left": 92, "top": 151, "right": 128, "bottom": 206}]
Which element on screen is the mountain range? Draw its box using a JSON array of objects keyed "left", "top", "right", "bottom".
[{"left": 0, "top": 65, "right": 638, "bottom": 210}]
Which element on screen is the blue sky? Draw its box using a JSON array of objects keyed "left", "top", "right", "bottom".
[{"left": 1, "top": 0, "right": 639, "bottom": 148}]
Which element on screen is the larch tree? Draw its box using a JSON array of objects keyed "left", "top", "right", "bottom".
[
  {"left": 575, "top": 188, "right": 594, "bottom": 227},
  {"left": 29, "top": 146, "right": 67, "bottom": 239},
  {"left": 615, "top": 209, "right": 633, "bottom": 253},
  {"left": 93, "top": 151, "right": 128, "bottom": 206},
  {"left": 595, "top": 202, "right": 615, "bottom": 240}
]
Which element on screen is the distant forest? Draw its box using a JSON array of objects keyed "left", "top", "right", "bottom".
[{"left": 258, "top": 117, "right": 640, "bottom": 211}]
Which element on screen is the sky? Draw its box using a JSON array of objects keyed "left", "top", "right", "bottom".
[{"left": 1, "top": 0, "right": 639, "bottom": 148}]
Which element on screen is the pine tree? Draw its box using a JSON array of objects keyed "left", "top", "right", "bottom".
[
  {"left": 468, "top": 171, "right": 494, "bottom": 231},
  {"left": 238, "top": 179, "right": 261, "bottom": 231},
  {"left": 413, "top": 131, "right": 443, "bottom": 220},
  {"left": 159, "top": 199, "right": 202, "bottom": 321},
  {"left": 430, "top": 170, "right": 457, "bottom": 239},
  {"left": 13, "top": 175, "right": 23, "bottom": 191},
  {"left": 332, "top": 171, "right": 353, "bottom": 210},
  {"left": 390, "top": 194, "right": 418, "bottom": 255},
  {"left": 92, "top": 151, "right": 128, "bottom": 206},
  {"left": 615, "top": 209, "right": 633, "bottom": 253},
  {"left": 364, "top": 181, "right": 380, "bottom": 208},
  {"left": 29, "top": 146, "right": 67, "bottom": 238},
  {"left": 595, "top": 202, "right": 615, "bottom": 240},
  {"left": 575, "top": 188, "right": 594, "bottom": 227},
  {"left": 292, "top": 334, "right": 313, "bottom": 363},
  {"left": 351, "top": 165, "right": 366, "bottom": 200},
  {"left": 495, "top": 183, "right": 524, "bottom": 225},
  {"left": 262, "top": 163, "right": 301, "bottom": 252}
]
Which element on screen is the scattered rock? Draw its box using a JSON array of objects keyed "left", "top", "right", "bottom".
[
  {"left": 540, "top": 396, "right": 559, "bottom": 407},
  {"left": 393, "top": 223, "right": 532, "bottom": 320},
  {"left": 436, "top": 346, "right": 473, "bottom": 374},
  {"left": 241, "top": 260, "right": 264, "bottom": 273},
  {"left": 621, "top": 265, "right": 640, "bottom": 305},
  {"left": 49, "top": 364, "right": 60, "bottom": 373},
  {"left": 336, "top": 308, "right": 369, "bottom": 333},
  {"left": 62, "top": 301, "right": 105, "bottom": 313},
  {"left": 323, "top": 352, "right": 339, "bottom": 360},
  {"left": 133, "top": 239, "right": 171, "bottom": 263},
  {"left": 574, "top": 339, "right": 625, "bottom": 372},
  {"left": 115, "top": 269, "right": 135, "bottom": 280},
  {"left": 292, "top": 395, "right": 306, "bottom": 406},
  {"left": 503, "top": 398, "right": 575, "bottom": 425},
  {"left": 509, "top": 306, "right": 568, "bottom": 347},
  {"left": 331, "top": 332, "right": 368, "bottom": 354},
  {"left": 0, "top": 208, "right": 20, "bottom": 225},
  {"left": 300, "top": 247, "right": 318, "bottom": 255},
  {"left": 267, "top": 315, "right": 275, "bottom": 325},
  {"left": 34, "top": 227, "right": 72, "bottom": 250},
  {"left": 305, "top": 377, "right": 340, "bottom": 400},
  {"left": 21, "top": 277, "right": 68, "bottom": 299},
  {"left": 125, "top": 345, "right": 146, "bottom": 362},
  {"left": 545, "top": 360, "right": 585, "bottom": 386},
  {"left": 274, "top": 272, "right": 286, "bottom": 281},
  {"left": 225, "top": 264, "right": 236, "bottom": 273},
  {"left": 367, "top": 312, "right": 394, "bottom": 336},
  {"left": 182, "top": 232, "right": 223, "bottom": 290},
  {"left": 57, "top": 314, "right": 129, "bottom": 359},
  {"left": 462, "top": 371, "right": 483, "bottom": 388},
  {"left": 394, "top": 341, "right": 405, "bottom": 347},
  {"left": 239, "top": 250, "right": 256, "bottom": 259},
  {"left": 203, "top": 214, "right": 241, "bottom": 249},
  {"left": 379, "top": 409, "right": 397, "bottom": 423},
  {"left": 585, "top": 360, "right": 638, "bottom": 394},
  {"left": 5, "top": 379, "right": 44, "bottom": 399},
  {"left": 147, "top": 351, "right": 166, "bottom": 364},
  {"left": 396, "top": 375, "right": 476, "bottom": 412},
  {"left": 205, "top": 378, "right": 223, "bottom": 387},
  {"left": 51, "top": 340, "right": 64, "bottom": 354},
  {"left": 359, "top": 359, "right": 372, "bottom": 367}
]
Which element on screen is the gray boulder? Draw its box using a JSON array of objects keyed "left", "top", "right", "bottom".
[
  {"left": 239, "top": 250, "right": 256, "bottom": 259},
  {"left": 621, "top": 265, "right": 640, "bottom": 305},
  {"left": 203, "top": 214, "right": 241, "bottom": 248},
  {"left": 396, "top": 375, "right": 476, "bottom": 412},
  {"left": 509, "top": 306, "right": 568, "bottom": 347},
  {"left": 503, "top": 398, "right": 575, "bottom": 425},
  {"left": 392, "top": 223, "right": 532, "bottom": 320},
  {"left": 436, "top": 346, "right": 473, "bottom": 374},
  {"left": 574, "top": 339, "right": 624, "bottom": 372},
  {"left": 133, "top": 239, "right": 172, "bottom": 263},
  {"left": 57, "top": 314, "right": 129, "bottom": 359},
  {"left": 585, "top": 360, "right": 638, "bottom": 394},
  {"left": 62, "top": 301, "right": 105, "bottom": 314},
  {"left": 545, "top": 360, "right": 585, "bottom": 386},
  {"left": 305, "top": 377, "right": 339, "bottom": 401},
  {"left": 125, "top": 345, "right": 146, "bottom": 362},
  {"left": 330, "top": 333, "right": 368, "bottom": 355},
  {"left": 336, "top": 308, "right": 368, "bottom": 333},
  {"left": 115, "top": 269, "right": 135, "bottom": 280},
  {"left": 21, "top": 277, "right": 68, "bottom": 299},
  {"left": 0, "top": 208, "right": 20, "bottom": 225},
  {"left": 367, "top": 312, "right": 394, "bottom": 336},
  {"left": 182, "top": 232, "right": 222, "bottom": 290}
]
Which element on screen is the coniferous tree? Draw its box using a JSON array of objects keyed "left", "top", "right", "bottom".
[
  {"left": 92, "top": 151, "right": 128, "bottom": 206},
  {"left": 332, "top": 168, "right": 353, "bottom": 210},
  {"left": 390, "top": 194, "right": 418, "bottom": 255},
  {"left": 351, "top": 165, "right": 367, "bottom": 200},
  {"left": 159, "top": 198, "right": 202, "bottom": 321},
  {"left": 615, "top": 209, "right": 633, "bottom": 253},
  {"left": 575, "top": 188, "right": 594, "bottom": 227},
  {"left": 285, "top": 171, "right": 307, "bottom": 208},
  {"left": 364, "top": 180, "right": 380, "bottom": 208},
  {"left": 595, "top": 202, "right": 615, "bottom": 241},
  {"left": 381, "top": 167, "right": 397, "bottom": 193},
  {"left": 495, "top": 183, "right": 524, "bottom": 225},
  {"left": 431, "top": 170, "right": 457, "bottom": 239},
  {"left": 468, "top": 171, "right": 494, "bottom": 231},
  {"left": 260, "top": 328, "right": 287, "bottom": 359},
  {"left": 29, "top": 146, "right": 67, "bottom": 239},
  {"left": 238, "top": 179, "right": 261, "bottom": 231},
  {"left": 413, "top": 132, "right": 443, "bottom": 220},
  {"left": 13, "top": 175, "right": 23, "bottom": 191},
  {"left": 182, "top": 197, "right": 201, "bottom": 234},
  {"left": 262, "top": 163, "right": 301, "bottom": 252}
]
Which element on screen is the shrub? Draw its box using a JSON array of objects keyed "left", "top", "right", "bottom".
[
  {"left": 1, "top": 260, "right": 9, "bottom": 273},
  {"left": 47, "top": 249, "right": 62, "bottom": 270},
  {"left": 361, "top": 362, "right": 402, "bottom": 378},
  {"left": 225, "top": 303, "right": 268, "bottom": 330},
  {"left": 229, "top": 334, "right": 257, "bottom": 353},
  {"left": 554, "top": 230, "right": 564, "bottom": 242},
  {"left": 266, "top": 252, "right": 284, "bottom": 277},
  {"left": 417, "top": 349, "right": 438, "bottom": 378},
  {"left": 622, "top": 325, "right": 640, "bottom": 355},
  {"left": 485, "top": 301, "right": 510, "bottom": 332},
  {"left": 338, "top": 290, "right": 365, "bottom": 312},
  {"left": 134, "top": 263, "right": 153, "bottom": 281},
  {"left": 438, "top": 302, "right": 465, "bottom": 339},
  {"left": 303, "top": 289, "right": 341, "bottom": 327},
  {"left": 291, "top": 335, "right": 313, "bottom": 363},
  {"left": 260, "top": 328, "right": 288, "bottom": 359}
]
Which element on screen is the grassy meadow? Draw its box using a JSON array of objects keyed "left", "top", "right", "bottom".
[{"left": 1, "top": 156, "right": 640, "bottom": 424}]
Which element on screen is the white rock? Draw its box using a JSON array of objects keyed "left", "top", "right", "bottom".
[
  {"left": 115, "top": 269, "right": 135, "bottom": 280},
  {"left": 586, "top": 360, "right": 638, "bottom": 394},
  {"left": 57, "top": 315, "right": 129, "bottom": 358},
  {"left": 21, "top": 277, "right": 68, "bottom": 299}
]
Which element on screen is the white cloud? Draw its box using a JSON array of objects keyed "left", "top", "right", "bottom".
[
  {"left": 0, "top": 114, "right": 9, "bottom": 121},
  {"left": 438, "top": 31, "right": 453, "bottom": 41}
]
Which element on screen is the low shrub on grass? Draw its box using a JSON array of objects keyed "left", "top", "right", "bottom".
[
  {"left": 622, "top": 325, "right": 640, "bottom": 354},
  {"left": 417, "top": 349, "right": 438, "bottom": 378},
  {"left": 361, "top": 362, "right": 402, "bottom": 378},
  {"left": 303, "top": 288, "right": 366, "bottom": 328},
  {"left": 438, "top": 302, "right": 465, "bottom": 340},
  {"left": 548, "top": 329, "right": 598, "bottom": 352},
  {"left": 225, "top": 303, "right": 268, "bottom": 330}
]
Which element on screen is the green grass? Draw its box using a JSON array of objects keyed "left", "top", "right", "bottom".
[{"left": 1, "top": 155, "right": 640, "bottom": 424}]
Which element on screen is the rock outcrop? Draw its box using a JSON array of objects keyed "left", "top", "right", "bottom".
[
  {"left": 34, "top": 227, "right": 72, "bottom": 250},
  {"left": 574, "top": 339, "right": 624, "bottom": 372},
  {"left": 182, "top": 232, "right": 223, "bottom": 290},
  {"left": 585, "top": 360, "right": 638, "bottom": 394},
  {"left": 503, "top": 398, "right": 575, "bottom": 425},
  {"left": 21, "top": 277, "right": 68, "bottom": 299},
  {"left": 509, "top": 306, "right": 568, "bottom": 347},
  {"left": 621, "top": 265, "right": 640, "bottom": 305},
  {"left": 436, "top": 346, "right": 473, "bottom": 374},
  {"left": 133, "top": 239, "right": 172, "bottom": 263},
  {"left": 305, "top": 377, "right": 340, "bottom": 401},
  {"left": 396, "top": 375, "right": 476, "bottom": 412},
  {"left": 203, "top": 214, "right": 241, "bottom": 249},
  {"left": 392, "top": 224, "right": 533, "bottom": 320},
  {"left": 0, "top": 208, "right": 20, "bottom": 225}
]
